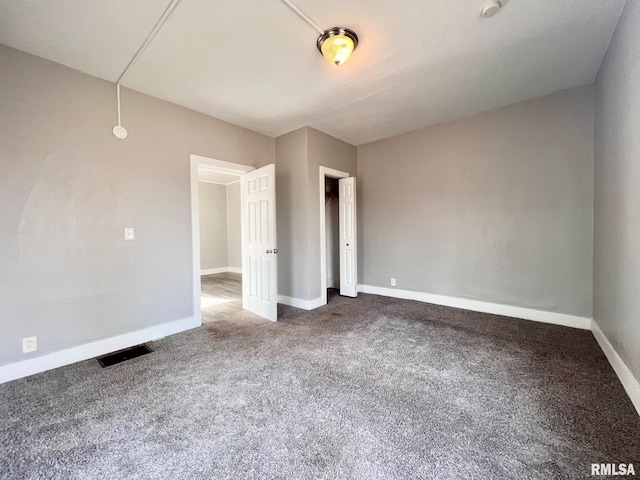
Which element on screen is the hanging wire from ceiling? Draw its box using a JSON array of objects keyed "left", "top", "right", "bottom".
[
  {"left": 279, "top": 0, "right": 324, "bottom": 34},
  {"left": 112, "top": 0, "right": 344, "bottom": 139},
  {"left": 112, "top": 0, "right": 183, "bottom": 139}
]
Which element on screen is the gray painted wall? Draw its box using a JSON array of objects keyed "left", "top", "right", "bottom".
[
  {"left": 199, "top": 182, "right": 228, "bottom": 270},
  {"left": 275, "top": 127, "right": 357, "bottom": 300},
  {"left": 357, "top": 87, "right": 594, "bottom": 317},
  {"left": 226, "top": 182, "right": 241, "bottom": 270},
  {"left": 594, "top": 1, "right": 640, "bottom": 380},
  {"left": 276, "top": 128, "right": 310, "bottom": 299},
  {"left": 307, "top": 128, "right": 357, "bottom": 301},
  {"left": 0, "top": 44, "right": 274, "bottom": 366}
]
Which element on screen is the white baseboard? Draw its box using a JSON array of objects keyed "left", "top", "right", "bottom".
[
  {"left": 357, "top": 285, "right": 591, "bottom": 330},
  {"left": 591, "top": 319, "right": 640, "bottom": 415},
  {"left": 201, "top": 267, "right": 229, "bottom": 275},
  {"left": 201, "top": 267, "right": 242, "bottom": 275},
  {"left": 0, "top": 316, "right": 200, "bottom": 384},
  {"left": 278, "top": 295, "right": 325, "bottom": 310}
]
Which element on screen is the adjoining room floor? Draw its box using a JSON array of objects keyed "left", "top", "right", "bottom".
[
  {"left": 201, "top": 272, "right": 242, "bottom": 323},
  {"left": 1, "top": 292, "right": 638, "bottom": 479}
]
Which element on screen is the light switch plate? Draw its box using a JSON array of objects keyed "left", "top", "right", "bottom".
[{"left": 124, "top": 227, "right": 135, "bottom": 240}]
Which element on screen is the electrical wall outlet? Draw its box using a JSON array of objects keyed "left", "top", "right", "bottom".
[
  {"left": 22, "top": 336, "right": 37, "bottom": 353},
  {"left": 390, "top": 278, "right": 396, "bottom": 287},
  {"left": 124, "top": 227, "right": 135, "bottom": 240}
]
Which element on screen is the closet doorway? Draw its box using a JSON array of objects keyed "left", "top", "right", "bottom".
[{"left": 319, "top": 166, "right": 358, "bottom": 307}]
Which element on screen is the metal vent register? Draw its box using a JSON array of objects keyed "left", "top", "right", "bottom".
[{"left": 96, "top": 345, "right": 153, "bottom": 368}]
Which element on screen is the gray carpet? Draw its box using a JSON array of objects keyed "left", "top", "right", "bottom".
[{"left": 1, "top": 292, "right": 638, "bottom": 479}]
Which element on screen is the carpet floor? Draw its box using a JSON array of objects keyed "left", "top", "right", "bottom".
[{"left": 1, "top": 292, "right": 638, "bottom": 479}]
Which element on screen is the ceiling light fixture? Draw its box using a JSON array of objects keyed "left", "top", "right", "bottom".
[
  {"left": 280, "top": 0, "right": 358, "bottom": 66},
  {"left": 317, "top": 28, "right": 358, "bottom": 66}
]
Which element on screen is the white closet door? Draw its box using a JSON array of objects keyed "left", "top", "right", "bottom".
[{"left": 339, "top": 177, "right": 357, "bottom": 298}]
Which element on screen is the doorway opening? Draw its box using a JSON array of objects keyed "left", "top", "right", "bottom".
[
  {"left": 198, "top": 170, "right": 242, "bottom": 322},
  {"left": 319, "top": 166, "right": 357, "bottom": 306},
  {"left": 190, "top": 155, "right": 254, "bottom": 324},
  {"left": 325, "top": 176, "right": 340, "bottom": 297}
]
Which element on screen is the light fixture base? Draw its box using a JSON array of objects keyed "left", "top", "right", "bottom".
[
  {"left": 481, "top": 0, "right": 508, "bottom": 17},
  {"left": 112, "top": 125, "right": 128, "bottom": 140}
]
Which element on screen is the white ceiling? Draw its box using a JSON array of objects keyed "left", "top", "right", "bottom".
[
  {"left": 0, "top": 0, "right": 626, "bottom": 145},
  {"left": 197, "top": 169, "right": 240, "bottom": 185}
]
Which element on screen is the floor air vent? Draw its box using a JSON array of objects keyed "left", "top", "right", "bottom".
[{"left": 96, "top": 345, "right": 153, "bottom": 368}]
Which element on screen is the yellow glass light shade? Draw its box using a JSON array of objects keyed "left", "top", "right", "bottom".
[
  {"left": 321, "top": 35, "right": 355, "bottom": 66},
  {"left": 317, "top": 27, "right": 358, "bottom": 66}
]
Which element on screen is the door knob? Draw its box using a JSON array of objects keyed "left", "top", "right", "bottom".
[
  {"left": 274, "top": 248, "right": 278, "bottom": 254},
  {"left": 266, "top": 249, "right": 272, "bottom": 254}
]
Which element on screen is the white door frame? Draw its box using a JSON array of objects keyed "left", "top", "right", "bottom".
[
  {"left": 319, "top": 166, "right": 350, "bottom": 306},
  {"left": 190, "top": 154, "right": 255, "bottom": 324}
]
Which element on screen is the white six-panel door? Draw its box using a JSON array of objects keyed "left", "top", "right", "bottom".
[
  {"left": 339, "top": 177, "right": 357, "bottom": 298},
  {"left": 241, "top": 164, "right": 278, "bottom": 321}
]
